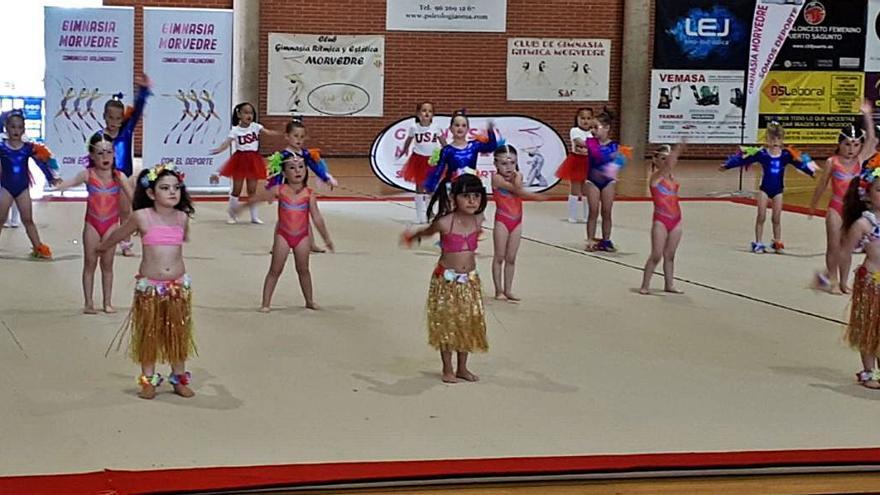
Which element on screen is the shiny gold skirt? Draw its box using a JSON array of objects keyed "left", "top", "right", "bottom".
[
  {"left": 846, "top": 266, "right": 880, "bottom": 356},
  {"left": 124, "top": 275, "right": 196, "bottom": 364},
  {"left": 426, "top": 265, "right": 488, "bottom": 353}
]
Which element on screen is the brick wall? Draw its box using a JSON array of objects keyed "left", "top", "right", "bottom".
[{"left": 104, "top": 0, "right": 836, "bottom": 160}]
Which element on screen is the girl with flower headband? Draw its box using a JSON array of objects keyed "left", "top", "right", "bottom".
[
  {"left": 397, "top": 101, "right": 446, "bottom": 224},
  {"left": 233, "top": 151, "right": 334, "bottom": 311},
  {"left": 423, "top": 109, "right": 497, "bottom": 194},
  {"left": 0, "top": 109, "right": 62, "bottom": 259},
  {"left": 810, "top": 103, "right": 877, "bottom": 293},
  {"left": 54, "top": 133, "right": 133, "bottom": 313},
  {"left": 97, "top": 162, "right": 196, "bottom": 400},
  {"left": 720, "top": 121, "right": 818, "bottom": 254},
  {"left": 95, "top": 74, "right": 151, "bottom": 257},
  {"left": 584, "top": 107, "right": 630, "bottom": 252},
  {"left": 275, "top": 118, "right": 338, "bottom": 253},
  {"left": 838, "top": 164, "right": 880, "bottom": 389},
  {"left": 640, "top": 143, "right": 685, "bottom": 295},
  {"left": 401, "top": 173, "right": 488, "bottom": 383},
  {"left": 210, "top": 102, "right": 283, "bottom": 225}
]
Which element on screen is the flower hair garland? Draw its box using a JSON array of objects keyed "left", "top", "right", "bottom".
[
  {"left": 859, "top": 166, "right": 880, "bottom": 199},
  {"left": 140, "top": 161, "right": 185, "bottom": 188}
]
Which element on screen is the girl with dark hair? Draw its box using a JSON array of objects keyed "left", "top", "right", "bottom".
[
  {"left": 210, "top": 102, "right": 281, "bottom": 225},
  {"left": 97, "top": 163, "right": 196, "bottom": 400},
  {"left": 839, "top": 163, "right": 880, "bottom": 389},
  {"left": 55, "top": 133, "right": 133, "bottom": 313},
  {"left": 401, "top": 173, "right": 489, "bottom": 383},
  {"left": 810, "top": 103, "right": 877, "bottom": 293},
  {"left": 397, "top": 101, "right": 446, "bottom": 223}
]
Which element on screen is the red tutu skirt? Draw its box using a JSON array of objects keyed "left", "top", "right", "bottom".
[
  {"left": 555, "top": 153, "right": 589, "bottom": 182},
  {"left": 401, "top": 153, "right": 432, "bottom": 186},
  {"left": 219, "top": 151, "right": 267, "bottom": 180}
]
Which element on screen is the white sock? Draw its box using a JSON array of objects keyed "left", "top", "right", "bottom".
[
  {"left": 9, "top": 204, "right": 19, "bottom": 225},
  {"left": 249, "top": 202, "right": 261, "bottom": 222},
  {"left": 567, "top": 195, "right": 578, "bottom": 221},
  {"left": 228, "top": 196, "right": 239, "bottom": 217},
  {"left": 581, "top": 198, "right": 588, "bottom": 221},
  {"left": 414, "top": 194, "right": 424, "bottom": 223}
]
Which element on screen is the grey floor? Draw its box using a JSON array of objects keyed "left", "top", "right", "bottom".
[{"left": 0, "top": 198, "right": 873, "bottom": 477}]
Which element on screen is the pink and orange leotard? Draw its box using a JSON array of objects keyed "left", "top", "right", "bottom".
[
  {"left": 493, "top": 187, "right": 522, "bottom": 232},
  {"left": 651, "top": 176, "right": 681, "bottom": 232},
  {"left": 85, "top": 170, "right": 121, "bottom": 237},
  {"left": 276, "top": 184, "right": 311, "bottom": 249},
  {"left": 828, "top": 156, "right": 860, "bottom": 216}
]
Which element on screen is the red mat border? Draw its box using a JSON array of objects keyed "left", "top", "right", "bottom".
[{"left": 3, "top": 448, "right": 880, "bottom": 495}]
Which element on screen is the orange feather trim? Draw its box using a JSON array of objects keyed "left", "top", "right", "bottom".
[
  {"left": 124, "top": 106, "right": 135, "bottom": 121},
  {"left": 308, "top": 148, "right": 322, "bottom": 161},
  {"left": 31, "top": 143, "right": 53, "bottom": 162},
  {"left": 618, "top": 145, "right": 633, "bottom": 160},
  {"left": 785, "top": 146, "right": 802, "bottom": 161}
]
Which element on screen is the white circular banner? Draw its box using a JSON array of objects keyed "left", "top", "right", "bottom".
[{"left": 370, "top": 114, "right": 566, "bottom": 193}]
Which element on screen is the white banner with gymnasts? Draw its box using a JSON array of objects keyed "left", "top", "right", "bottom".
[
  {"left": 370, "top": 115, "right": 566, "bottom": 194},
  {"left": 143, "top": 7, "right": 232, "bottom": 188},
  {"left": 44, "top": 6, "right": 133, "bottom": 178}
]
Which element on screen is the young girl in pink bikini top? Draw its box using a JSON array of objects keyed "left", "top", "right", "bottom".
[
  {"left": 402, "top": 173, "right": 488, "bottom": 384},
  {"left": 98, "top": 162, "right": 196, "bottom": 400}
]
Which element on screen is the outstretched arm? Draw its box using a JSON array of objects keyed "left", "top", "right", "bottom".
[
  {"left": 861, "top": 99, "right": 878, "bottom": 163},
  {"left": 53, "top": 169, "right": 88, "bottom": 192},
  {"left": 209, "top": 137, "right": 233, "bottom": 155},
  {"left": 492, "top": 172, "right": 545, "bottom": 200},
  {"left": 123, "top": 75, "right": 152, "bottom": 134},
  {"left": 97, "top": 215, "right": 140, "bottom": 252},
  {"left": 720, "top": 148, "right": 762, "bottom": 171}
]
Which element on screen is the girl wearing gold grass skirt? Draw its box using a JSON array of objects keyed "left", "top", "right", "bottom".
[
  {"left": 99, "top": 162, "right": 196, "bottom": 400},
  {"left": 402, "top": 172, "right": 489, "bottom": 383}
]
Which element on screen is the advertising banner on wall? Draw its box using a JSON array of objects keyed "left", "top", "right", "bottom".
[
  {"left": 44, "top": 6, "right": 133, "bottom": 176},
  {"left": 758, "top": 70, "right": 863, "bottom": 143},
  {"left": 653, "top": 0, "right": 754, "bottom": 70},
  {"left": 267, "top": 33, "right": 384, "bottom": 117},
  {"left": 386, "top": 0, "right": 506, "bottom": 32},
  {"left": 743, "top": 0, "right": 805, "bottom": 143},
  {"left": 371, "top": 115, "right": 566, "bottom": 193},
  {"left": 866, "top": 0, "right": 880, "bottom": 70},
  {"left": 772, "top": 0, "right": 867, "bottom": 71},
  {"left": 649, "top": 70, "right": 745, "bottom": 144},
  {"left": 506, "top": 38, "right": 610, "bottom": 101},
  {"left": 143, "top": 7, "right": 233, "bottom": 187},
  {"left": 865, "top": 72, "right": 880, "bottom": 127}
]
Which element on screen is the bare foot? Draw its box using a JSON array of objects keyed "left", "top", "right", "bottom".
[
  {"left": 103, "top": 305, "right": 117, "bottom": 314},
  {"left": 305, "top": 301, "right": 319, "bottom": 310},
  {"left": 121, "top": 247, "right": 136, "bottom": 257},
  {"left": 494, "top": 293, "right": 506, "bottom": 300},
  {"left": 173, "top": 383, "right": 195, "bottom": 398},
  {"left": 83, "top": 306, "right": 98, "bottom": 315},
  {"left": 259, "top": 306, "right": 271, "bottom": 313},
  {"left": 841, "top": 285, "right": 851, "bottom": 294},
  {"left": 138, "top": 384, "right": 156, "bottom": 400},
  {"left": 456, "top": 369, "right": 479, "bottom": 382},
  {"left": 664, "top": 287, "right": 684, "bottom": 294},
  {"left": 504, "top": 293, "right": 521, "bottom": 302},
  {"left": 310, "top": 245, "right": 326, "bottom": 253},
  {"left": 442, "top": 372, "right": 459, "bottom": 383},
  {"left": 638, "top": 288, "right": 650, "bottom": 295}
]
